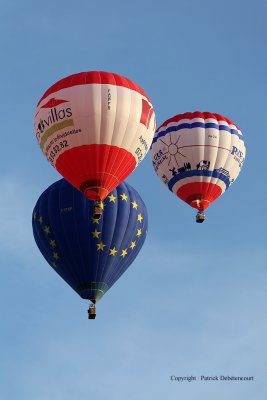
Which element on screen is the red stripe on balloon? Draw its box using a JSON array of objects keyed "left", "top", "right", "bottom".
[
  {"left": 55, "top": 144, "right": 136, "bottom": 201},
  {"left": 37, "top": 71, "right": 151, "bottom": 106},
  {"left": 176, "top": 182, "right": 222, "bottom": 211},
  {"left": 156, "top": 111, "right": 238, "bottom": 133},
  {"left": 140, "top": 98, "right": 154, "bottom": 128}
]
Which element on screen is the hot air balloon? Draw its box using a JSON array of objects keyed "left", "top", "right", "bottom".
[
  {"left": 32, "top": 179, "right": 148, "bottom": 318},
  {"left": 151, "top": 111, "right": 246, "bottom": 222},
  {"left": 34, "top": 71, "right": 155, "bottom": 218}
]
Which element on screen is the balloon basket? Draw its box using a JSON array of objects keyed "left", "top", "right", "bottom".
[
  {"left": 196, "top": 211, "right": 205, "bottom": 223},
  {"left": 88, "top": 304, "right": 96, "bottom": 319},
  {"left": 93, "top": 203, "right": 103, "bottom": 221}
]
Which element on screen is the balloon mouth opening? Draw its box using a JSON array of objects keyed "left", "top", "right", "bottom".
[
  {"left": 79, "top": 180, "right": 109, "bottom": 201},
  {"left": 77, "top": 281, "right": 109, "bottom": 303},
  {"left": 85, "top": 188, "right": 109, "bottom": 201},
  {"left": 189, "top": 197, "right": 210, "bottom": 211}
]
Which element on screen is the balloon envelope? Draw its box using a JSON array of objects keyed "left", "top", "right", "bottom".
[
  {"left": 32, "top": 179, "right": 148, "bottom": 303},
  {"left": 34, "top": 71, "right": 155, "bottom": 201},
  {"left": 151, "top": 111, "right": 246, "bottom": 212}
]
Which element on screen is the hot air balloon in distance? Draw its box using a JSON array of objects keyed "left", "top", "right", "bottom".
[
  {"left": 34, "top": 71, "right": 155, "bottom": 220},
  {"left": 151, "top": 111, "right": 246, "bottom": 222},
  {"left": 32, "top": 179, "right": 148, "bottom": 319}
]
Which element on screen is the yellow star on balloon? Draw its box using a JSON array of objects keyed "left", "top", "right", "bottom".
[
  {"left": 120, "top": 193, "right": 128, "bottom": 201},
  {"left": 99, "top": 201, "right": 105, "bottom": 209},
  {"left": 53, "top": 252, "right": 60, "bottom": 260},
  {"left": 33, "top": 211, "right": 37, "bottom": 220},
  {"left": 121, "top": 249, "right": 128, "bottom": 258},
  {"left": 136, "top": 229, "right": 142, "bottom": 237},
  {"left": 131, "top": 201, "right": 138, "bottom": 209},
  {"left": 91, "top": 216, "right": 100, "bottom": 224},
  {"left": 51, "top": 262, "right": 57, "bottom": 269},
  {"left": 130, "top": 241, "right": 136, "bottom": 250},
  {"left": 137, "top": 213, "right": 143, "bottom": 222},
  {"left": 43, "top": 226, "right": 51, "bottom": 235},
  {"left": 49, "top": 239, "right": 56, "bottom": 248},
  {"left": 109, "top": 247, "right": 118, "bottom": 256},
  {"left": 108, "top": 194, "right": 116, "bottom": 203},
  {"left": 91, "top": 229, "right": 101, "bottom": 238},
  {"left": 38, "top": 216, "right": 43, "bottom": 224},
  {"left": 97, "top": 241, "right": 106, "bottom": 251}
]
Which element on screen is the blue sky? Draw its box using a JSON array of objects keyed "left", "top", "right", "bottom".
[{"left": 1, "top": 0, "right": 266, "bottom": 398}]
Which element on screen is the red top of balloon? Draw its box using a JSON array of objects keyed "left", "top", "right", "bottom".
[
  {"left": 37, "top": 71, "right": 151, "bottom": 106},
  {"left": 156, "top": 111, "right": 240, "bottom": 133}
]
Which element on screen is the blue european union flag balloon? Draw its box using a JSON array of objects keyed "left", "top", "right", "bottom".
[{"left": 32, "top": 179, "right": 148, "bottom": 305}]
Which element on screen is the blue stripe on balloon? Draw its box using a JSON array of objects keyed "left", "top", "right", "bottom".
[
  {"left": 152, "top": 122, "right": 244, "bottom": 144},
  {"left": 168, "top": 169, "right": 231, "bottom": 192}
]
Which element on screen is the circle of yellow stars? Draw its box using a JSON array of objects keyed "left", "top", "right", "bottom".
[
  {"left": 33, "top": 192, "right": 146, "bottom": 268},
  {"left": 90, "top": 193, "right": 145, "bottom": 258},
  {"left": 33, "top": 210, "right": 59, "bottom": 269}
]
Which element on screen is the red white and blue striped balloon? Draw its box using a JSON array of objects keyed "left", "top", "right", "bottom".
[
  {"left": 151, "top": 111, "right": 246, "bottom": 214},
  {"left": 34, "top": 71, "right": 155, "bottom": 202}
]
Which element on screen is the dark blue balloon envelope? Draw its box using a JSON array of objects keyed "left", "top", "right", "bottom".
[{"left": 32, "top": 179, "right": 148, "bottom": 304}]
